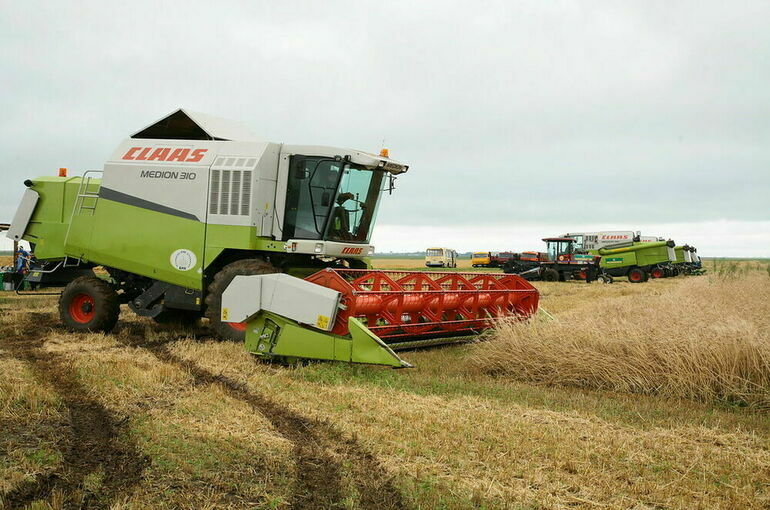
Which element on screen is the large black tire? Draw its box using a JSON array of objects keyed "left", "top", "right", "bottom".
[
  {"left": 542, "top": 268, "right": 560, "bottom": 282},
  {"left": 627, "top": 267, "right": 647, "bottom": 283},
  {"left": 205, "top": 258, "right": 278, "bottom": 341},
  {"left": 59, "top": 276, "right": 120, "bottom": 332}
]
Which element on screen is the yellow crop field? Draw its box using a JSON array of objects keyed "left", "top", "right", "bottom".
[{"left": 1, "top": 262, "right": 769, "bottom": 508}]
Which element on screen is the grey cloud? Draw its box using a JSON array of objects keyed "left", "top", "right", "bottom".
[{"left": 1, "top": 0, "right": 768, "bottom": 230}]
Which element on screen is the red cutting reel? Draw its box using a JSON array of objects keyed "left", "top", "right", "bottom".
[{"left": 305, "top": 269, "right": 539, "bottom": 343}]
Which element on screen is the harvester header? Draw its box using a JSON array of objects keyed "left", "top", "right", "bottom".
[{"left": 223, "top": 268, "right": 539, "bottom": 367}]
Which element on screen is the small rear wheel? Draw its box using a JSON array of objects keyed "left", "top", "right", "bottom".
[
  {"left": 542, "top": 268, "right": 560, "bottom": 282},
  {"left": 650, "top": 267, "right": 664, "bottom": 279},
  {"left": 59, "top": 276, "right": 120, "bottom": 332},
  {"left": 598, "top": 274, "right": 614, "bottom": 284},
  {"left": 627, "top": 267, "right": 647, "bottom": 283}
]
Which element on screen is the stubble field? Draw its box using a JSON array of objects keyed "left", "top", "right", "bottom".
[{"left": 1, "top": 257, "right": 769, "bottom": 509}]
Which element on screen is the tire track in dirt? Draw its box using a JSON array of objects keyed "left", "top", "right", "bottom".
[
  {"left": 117, "top": 324, "right": 406, "bottom": 510},
  {"left": 1, "top": 313, "right": 149, "bottom": 510}
]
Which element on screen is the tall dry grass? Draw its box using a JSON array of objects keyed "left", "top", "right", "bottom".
[{"left": 474, "top": 271, "right": 770, "bottom": 408}]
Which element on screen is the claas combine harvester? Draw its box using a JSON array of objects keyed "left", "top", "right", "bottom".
[
  {"left": 561, "top": 231, "right": 677, "bottom": 283},
  {"left": 503, "top": 231, "right": 680, "bottom": 283},
  {"left": 672, "top": 245, "right": 704, "bottom": 275},
  {"left": 502, "top": 239, "right": 607, "bottom": 282},
  {"left": 6, "top": 109, "right": 539, "bottom": 367}
]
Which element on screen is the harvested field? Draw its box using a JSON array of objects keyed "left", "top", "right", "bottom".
[{"left": 1, "top": 260, "right": 769, "bottom": 508}]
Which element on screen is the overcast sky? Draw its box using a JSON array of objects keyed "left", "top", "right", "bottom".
[{"left": 2, "top": 1, "right": 769, "bottom": 256}]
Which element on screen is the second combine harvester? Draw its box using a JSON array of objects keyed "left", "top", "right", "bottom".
[{"left": 6, "top": 109, "right": 539, "bottom": 367}]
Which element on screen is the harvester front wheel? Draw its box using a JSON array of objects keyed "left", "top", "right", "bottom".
[
  {"left": 627, "top": 267, "right": 647, "bottom": 283},
  {"left": 59, "top": 276, "right": 120, "bottom": 332},
  {"left": 542, "top": 268, "right": 560, "bottom": 282},
  {"left": 205, "top": 258, "right": 278, "bottom": 341}
]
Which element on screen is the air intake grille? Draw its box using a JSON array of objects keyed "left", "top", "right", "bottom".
[
  {"left": 241, "top": 171, "right": 252, "bottom": 215},
  {"left": 209, "top": 170, "right": 220, "bottom": 214},
  {"left": 209, "top": 157, "right": 255, "bottom": 217}
]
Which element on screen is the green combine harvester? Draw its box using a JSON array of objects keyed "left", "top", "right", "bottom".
[
  {"left": 560, "top": 231, "right": 677, "bottom": 283},
  {"left": 594, "top": 240, "right": 676, "bottom": 282},
  {"left": 671, "top": 245, "right": 705, "bottom": 275},
  {"left": 5, "top": 109, "right": 540, "bottom": 367}
]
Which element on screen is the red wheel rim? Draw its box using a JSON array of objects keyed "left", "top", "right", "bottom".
[
  {"left": 69, "top": 293, "right": 95, "bottom": 323},
  {"left": 629, "top": 271, "right": 642, "bottom": 282},
  {"left": 651, "top": 269, "right": 663, "bottom": 278},
  {"left": 228, "top": 321, "right": 247, "bottom": 332}
]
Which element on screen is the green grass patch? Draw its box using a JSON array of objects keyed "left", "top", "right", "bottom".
[{"left": 287, "top": 352, "right": 770, "bottom": 436}]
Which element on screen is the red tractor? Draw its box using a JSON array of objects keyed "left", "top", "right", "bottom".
[{"left": 503, "top": 238, "right": 611, "bottom": 283}]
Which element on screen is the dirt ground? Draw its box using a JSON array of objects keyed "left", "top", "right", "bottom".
[{"left": 1, "top": 261, "right": 769, "bottom": 509}]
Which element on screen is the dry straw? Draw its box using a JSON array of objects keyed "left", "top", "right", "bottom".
[{"left": 474, "top": 270, "right": 770, "bottom": 408}]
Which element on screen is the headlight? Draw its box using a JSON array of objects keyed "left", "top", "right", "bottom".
[{"left": 314, "top": 243, "right": 323, "bottom": 254}]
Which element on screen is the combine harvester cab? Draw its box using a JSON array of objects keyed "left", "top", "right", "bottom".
[{"left": 222, "top": 268, "right": 539, "bottom": 367}]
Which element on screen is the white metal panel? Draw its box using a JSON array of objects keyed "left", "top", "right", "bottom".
[
  {"left": 130, "top": 108, "right": 260, "bottom": 141},
  {"left": 221, "top": 274, "right": 341, "bottom": 331},
  {"left": 562, "top": 231, "right": 636, "bottom": 251},
  {"left": 103, "top": 139, "right": 275, "bottom": 224},
  {"left": 272, "top": 153, "right": 291, "bottom": 240},
  {"left": 285, "top": 239, "right": 373, "bottom": 258},
  {"left": 183, "top": 109, "right": 260, "bottom": 141},
  {"left": 221, "top": 275, "right": 263, "bottom": 324},
  {"left": 259, "top": 274, "right": 340, "bottom": 330},
  {"left": 281, "top": 144, "right": 408, "bottom": 173},
  {"left": 101, "top": 161, "right": 210, "bottom": 221},
  {"left": 7, "top": 189, "right": 39, "bottom": 241},
  {"left": 667, "top": 246, "right": 676, "bottom": 261},
  {"left": 252, "top": 143, "right": 281, "bottom": 237}
]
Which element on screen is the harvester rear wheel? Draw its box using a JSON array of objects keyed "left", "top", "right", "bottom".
[
  {"left": 59, "top": 276, "right": 120, "bottom": 332},
  {"left": 650, "top": 267, "right": 664, "bottom": 279},
  {"left": 627, "top": 267, "right": 647, "bottom": 283},
  {"left": 205, "top": 258, "right": 278, "bottom": 341},
  {"left": 542, "top": 268, "right": 560, "bottom": 282}
]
